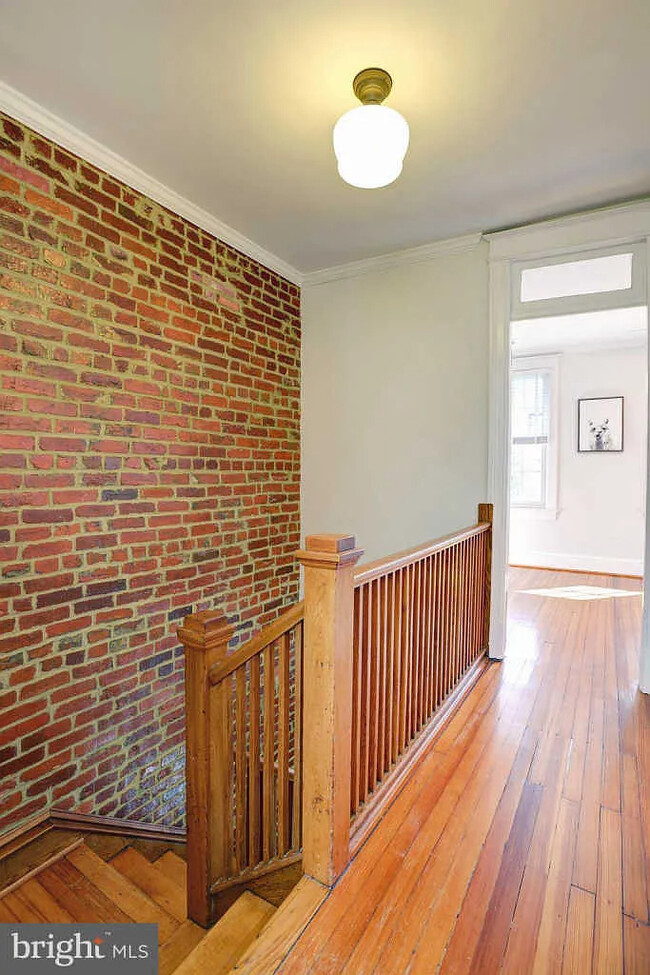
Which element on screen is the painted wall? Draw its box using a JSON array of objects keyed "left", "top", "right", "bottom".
[
  {"left": 301, "top": 244, "right": 490, "bottom": 562},
  {"left": 510, "top": 345, "right": 647, "bottom": 575},
  {"left": 0, "top": 111, "right": 301, "bottom": 836}
]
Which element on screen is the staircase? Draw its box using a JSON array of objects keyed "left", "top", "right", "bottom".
[{"left": 0, "top": 828, "right": 278, "bottom": 975}]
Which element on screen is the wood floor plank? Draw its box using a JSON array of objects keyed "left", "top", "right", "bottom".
[
  {"left": 593, "top": 806, "right": 624, "bottom": 974},
  {"left": 531, "top": 797, "right": 580, "bottom": 975},
  {"left": 467, "top": 779, "right": 543, "bottom": 974},
  {"left": 562, "top": 885, "right": 595, "bottom": 974},
  {"left": 621, "top": 752, "right": 649, "bottom": 923},
  {"left": 438, "top": 727, "right": 539, "bottom": 974},
  {"left": 623, "top": 914, "right": 650, "bottom": 975}
]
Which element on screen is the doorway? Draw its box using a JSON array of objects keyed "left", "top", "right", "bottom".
[
  {"left": 486, "top": 212, "right": 650, "bottom": 692},
  {"left": 508, "top": 304, "right": 648, "bottom": 578}
]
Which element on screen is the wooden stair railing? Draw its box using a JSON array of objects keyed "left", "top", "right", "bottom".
[
  {"left": 178, "top": 602, "right": 304, "bottom": 927},
  {"left": 296, "top": 503, "right": 493, "bottom": 887},
  {"left": 180, "top": 503, "right": 494, "bottom": 922}
]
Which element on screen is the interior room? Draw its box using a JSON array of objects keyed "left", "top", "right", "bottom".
[{"left": 0, "top": 2, "right": 648, "bottom": 973}]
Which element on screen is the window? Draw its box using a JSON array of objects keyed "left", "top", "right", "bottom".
[
  {"left": 520, "top": 253, "right": 633, "bottom": 303},
  {"left": 511, "top": 244, "right": 646, "bottom": 321},
  {"left": 511, "top": 367, "right": 553, "bottom": 508}
]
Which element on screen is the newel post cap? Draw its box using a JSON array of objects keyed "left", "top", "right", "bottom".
[
  {"left": 296, "top": 533, "right": 364, "bottom": 569},
  {"left": 177, "top": 609, "right": 234, "bottom": 653}
]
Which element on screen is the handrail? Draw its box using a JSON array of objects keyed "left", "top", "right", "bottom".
[
  {"left": 180, "top": 502, "right": 494, "bottom": 923},
  {"left": 178, "top": 599, "right": 305, "bottom": 926},
  {"left": 209, "top": 601, "right": 305, "bottom": 685},
  {"left": 353, "top": 522, "right": 491, "bottom": 587}
]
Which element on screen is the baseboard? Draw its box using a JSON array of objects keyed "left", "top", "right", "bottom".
[
  {"left": 49, "top": 809, "right": 186, "bottom": 843},
  {"left": 509, "top": 552, "right": 643, "bottom": 578},
  {"left": 0, "top": 811, "right": 51, "bottom": 855}
]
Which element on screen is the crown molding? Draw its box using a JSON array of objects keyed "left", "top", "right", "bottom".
[
  {"left": 485, "top": 198, "right": 650, "bottom": 263},
  {"left": 302, "top": 233, "right": 484, "bottom": 286},
  {"left": 0, "top": 79, "right": 303, "bottom": 286}
]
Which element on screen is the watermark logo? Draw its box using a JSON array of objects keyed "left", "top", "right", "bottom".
[{"left": 0, "top": 924, "right": 157, "bottom": 974}]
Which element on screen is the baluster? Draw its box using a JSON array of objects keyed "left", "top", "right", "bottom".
[
  {"left": 277, "top": 632, "right": 291, "bottom": 855},
  {"left": 392, "top": 569, "right": 403, "bottom": 765},
  {"left": 248, "top": 655, "right": 261, "bottom": 864},
  {"left": 291, "top": 622, "right": 303, "bottom": 849},
  {"left": 262, "top": 643, "right": 275, "bottom": 861},
  {"left": 378, "top": 576, "right": 387, "bottom": 782},
  {"left": 434, "top": 551, "right": 442, "bottom": 708},
  {"left": 386, "top": 574, "right": 395, "bottom": 772},
  {"left": 351, "top": 588, "right": 362, "bottom": 815},
  {"left": 400, "top": 566, "right": 410, "bottom": 752},
  {"left": 235, "top": 667, "right": 248, "bottom": 871},
  {"left": 425, "top": 555, "right": 434, "bottom": 720},
  {"left": 361, "top": 583, "right": 371, "bottom": 804},
  {"left": 369, "top": 579, "right": 380, "bottom": 794}
]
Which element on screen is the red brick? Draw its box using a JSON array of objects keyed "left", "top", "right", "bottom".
[{"left": 0, "top": 108, "right": 300, "bottom": 838}]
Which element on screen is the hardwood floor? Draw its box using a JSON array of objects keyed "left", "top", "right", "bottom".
[{"left": 278, "top": 568, "right": 649, "bottom": 974}]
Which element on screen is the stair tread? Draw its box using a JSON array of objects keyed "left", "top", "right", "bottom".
[
  {"left": 44, "top": 858, "right": 136, "bottom": 923},
  {"left": 159, "top": 919, "right": 205, "bottom": 975},
  {"left": 9, "top": 877, "right": 75, "bottom": 923},
  {"left": 66, "top": 843, "right": 178, "bottom": 942},
  {"left": 111, "top": 847, "right": 187, "bottom": 922},
  {"left": 0, "top": 829, "right": 82, "bottom": 894},
  {"left": 153, "top": 850, "right": 187, "bottom": 891},
  {"left": 174, "top": 892, "right": 275, "bottom": 975},
  {"left": 228, "top": 877, "right": 328, "bottom": 974}
]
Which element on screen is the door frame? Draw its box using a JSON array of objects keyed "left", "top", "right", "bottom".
[{"left": 485, "top": 199, "right": 650, "bottom": 693}]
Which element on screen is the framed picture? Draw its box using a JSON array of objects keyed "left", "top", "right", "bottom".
[{"left": 577, "top": 396, "right": 624, "bottom": 452}]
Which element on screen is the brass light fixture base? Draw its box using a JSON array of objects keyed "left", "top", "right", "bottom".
[{"left": 352, "top": 67, "right": 393, "bottom": 105}]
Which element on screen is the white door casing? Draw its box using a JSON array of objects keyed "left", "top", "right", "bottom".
[{"left": 486, "top": 200, "right": 650, "bottom": 693}]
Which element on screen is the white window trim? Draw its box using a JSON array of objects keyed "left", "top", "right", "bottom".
[{"left": 510, "top": 354, "right": 560, "bottom": 518}]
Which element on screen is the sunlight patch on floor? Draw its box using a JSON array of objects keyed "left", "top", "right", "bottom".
[{"left": 520, "top": 585, "right": 642, "bottom": 601}]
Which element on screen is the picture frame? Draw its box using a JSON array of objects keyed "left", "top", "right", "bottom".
[{"left": 577, "top": 396, "right": 624, "bottom": 453}]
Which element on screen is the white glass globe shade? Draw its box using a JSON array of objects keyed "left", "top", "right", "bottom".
[{"left": 333, "top": 104, "right": 410, "bottom": 189}]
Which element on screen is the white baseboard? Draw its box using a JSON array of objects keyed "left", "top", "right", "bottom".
[{"left": 510, "top": 550, "right": 644, "bottom": 577}]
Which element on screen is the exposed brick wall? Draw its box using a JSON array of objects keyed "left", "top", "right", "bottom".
[{"left": 0, "top": 111, "right": 301, "bottom": 836}]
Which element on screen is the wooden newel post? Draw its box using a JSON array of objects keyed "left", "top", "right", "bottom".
[
  {"left": 478, "top": 503, "right": 494, "bottom": 656},
  {"left": 296, "top": 533, "right": 363, "bottom": 887},
  {"left": 178, "top": 610, "right": 234, "bottom": 927}
]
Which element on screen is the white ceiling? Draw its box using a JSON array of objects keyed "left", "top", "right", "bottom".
[
  {"left": 512, "top": 306, "right": 648, "bottom": 356},
  {"left": 0, "top": 0, "right": 649, "bottom": 274}
]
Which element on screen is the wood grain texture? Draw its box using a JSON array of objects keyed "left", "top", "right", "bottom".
[
  {"left": 230, "top": 876, "right": 328, "bottom": 974},
  {"left": 276, "top": 567, "right": 647, "bottom": 975},
  {"left": 173, "top": 891, "right": 275, "bottom": 975}
]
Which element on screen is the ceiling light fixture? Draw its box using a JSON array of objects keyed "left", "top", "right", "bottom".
[{"left": 333, "top": 67, "right": 409, "bottom": 189}]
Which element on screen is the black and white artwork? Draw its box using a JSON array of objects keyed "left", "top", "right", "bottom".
[{"left": 577, "top": 396, "right": 624, "bottom": 452}]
